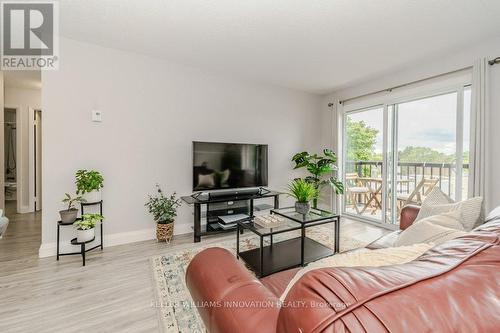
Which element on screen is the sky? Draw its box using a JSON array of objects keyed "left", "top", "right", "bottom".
[{"left": 347, "top": 88, "right": 471, "bottom": 157}]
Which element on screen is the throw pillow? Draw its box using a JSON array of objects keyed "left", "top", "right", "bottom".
[
  {"left": 419, "top": 210, "right": 465, "bottom": 230},
  {"left": 415, "top": 187, "right": 454, "bottom": 222},
  {"left": 395, "top": 216, "right": 467, "bottom": 247},
  {"left": 416, "top": 197, "right": 483, "bottom": 231}
]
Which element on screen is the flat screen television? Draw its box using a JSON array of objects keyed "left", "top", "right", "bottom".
[{"left": 193, "top": 141, "right": 268, "bottom": 191}]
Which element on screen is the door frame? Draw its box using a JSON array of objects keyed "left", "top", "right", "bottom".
[{"left": 28, "top": 107, "right": 42, "bottom": 212}]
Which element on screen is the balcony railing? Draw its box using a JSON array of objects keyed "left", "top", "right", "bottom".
[{"left": 347, "top": 161, "right": 469, "bottom": 198}]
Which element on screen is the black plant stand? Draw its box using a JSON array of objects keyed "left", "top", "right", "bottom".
[
  {"left": 81, "top": 200, "right": 104, "bottom": 250},
  {"left": 70, "top": 237, "right": 95, "bottom": 266},
  {"left": 56, "top": 200, "right": 104, "bottom": 266}
]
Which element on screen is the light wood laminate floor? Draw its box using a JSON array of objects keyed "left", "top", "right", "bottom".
[{"left": 0, "top": 209, "right": 389, "bottom": 333}]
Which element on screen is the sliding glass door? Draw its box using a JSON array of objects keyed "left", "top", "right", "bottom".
[
  {"left": 344, "top": 106, "right": 385, "bottom": 223},
  {"left": 343, "top": 86, "right": 471, "bottom": 226}
]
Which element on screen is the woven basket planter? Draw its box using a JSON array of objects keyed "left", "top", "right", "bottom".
[{"left": 156, "top": 222, "right": 174, "bottom": 243}]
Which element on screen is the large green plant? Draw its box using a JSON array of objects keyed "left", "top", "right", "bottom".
[
  {"left": 73, "top": 214, "right": 104, "bottom": 230},
  {"left": 292, "top": 149, "right": 344, "bottom": 208},
  {"left": 76, "top": 170, "right": 104, "bottom": 194},
  {"left": 145, "top": 184, "right": 182, "bottom": 224},
  {"left": 287, "top": 179, "right": 319, "bottom": 203}
]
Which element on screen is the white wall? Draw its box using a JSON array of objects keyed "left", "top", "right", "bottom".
[
  {"left": 4, "top": 87, "right": 41, "bottom": 212},
  {"left": 321, "top": 36, "right": 500, "bottom": 212},
  {"left": 39, "top": 38, "right": 322, "bottom": 257}
]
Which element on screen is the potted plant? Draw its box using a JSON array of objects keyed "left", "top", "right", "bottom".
[
  {"left": 292, "top": 149, "right": 344, "bottom": 208},
  {"left": 76, "top": 169, "right": 104, "bottom": 203},
  {"left": 59, "top": 193, "right": 85, "bottom": 223},
  {"left": 287, "top": 179, "right": 319, "bottom": 215},
  {"left": 145, "top": 184, "right": 182, "bottom": 242},
  {"left": 73, "top": 214, "right": 103, "bottom": 242}
]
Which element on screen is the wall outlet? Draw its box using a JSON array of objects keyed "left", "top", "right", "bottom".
[{"left": 92, "top": 110, "right": 102, "bottom": 122}]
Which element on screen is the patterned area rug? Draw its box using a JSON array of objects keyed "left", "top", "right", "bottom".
[{"left": 150, "top": 226, "right": 369, "bottom": 333}]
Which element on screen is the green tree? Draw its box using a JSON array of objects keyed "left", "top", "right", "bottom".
[
  {"left": 346, "top": 118, "right": 379, "bottom": 161},
  {"left": 398, "top": 146, "right": 454, "bottom": 163}
]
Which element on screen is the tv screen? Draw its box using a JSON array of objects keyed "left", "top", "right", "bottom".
[{"left": 193, "top": 141, "right": 268, "bottom": 191}]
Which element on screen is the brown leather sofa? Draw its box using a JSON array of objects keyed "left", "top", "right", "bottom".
[{"left": 186, "top": 206, "right": 500, "bottom": 332}]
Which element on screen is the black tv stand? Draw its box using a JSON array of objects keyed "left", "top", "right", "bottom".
[{"left": 181, "top": 189, "right": 281, "bottom": 242}]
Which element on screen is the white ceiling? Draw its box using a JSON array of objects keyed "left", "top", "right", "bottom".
[{"left": 58, "top": 0, "right": 500, "bottom": 94}]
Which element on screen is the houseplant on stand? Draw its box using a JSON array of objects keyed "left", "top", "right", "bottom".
[
  {"left": 145, "top": 184, "right": 182, "bottom": 243},
  {"left": 287, "top": 179, "right": 319, "bottom": 215},
  {"left": 73, "top": 214, "right": 104, "bottom": 242},
  {"left": 292, "top": 149, "right": 344, "bottom": 208},
  {"left": 76, "top": 169, "right": 104, "bottom": 203},
  {"left": 59, "top": 193, "right": 85, "bottom": 223}
]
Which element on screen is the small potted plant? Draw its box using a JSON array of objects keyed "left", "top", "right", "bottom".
[
  {"left": 145, "top": 184, "right": 182, "bottom": 242},
  {"left": 287, "top": 179, "right": 319, "bottom": 215},
  {"left": 59, "top": 193, "right": 85, "bottom": 223},
  {"left": 73, "top": 214, "right": 103, "bottom": 243},
  {"left": 76, "top": 169, "right": 104, "bottom": 203}
]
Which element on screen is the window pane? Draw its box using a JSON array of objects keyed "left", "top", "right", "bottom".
[
  {"left": 344, "top": 107, "right": 384, "bottom": 221},
  {"left": 396, "top": 92, "right": 458, "bottom": 202}
]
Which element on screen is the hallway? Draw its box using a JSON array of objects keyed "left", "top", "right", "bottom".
[{"left": 0, "top": 201, "right": 41, "bottom": 262}]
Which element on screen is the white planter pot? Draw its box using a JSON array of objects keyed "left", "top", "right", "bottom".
[
  {"left": 83, "top": 190, "right": 101, "bottom": 203},
  {"left": 76, "top": 228, "right": 95, "bottom": 243}
]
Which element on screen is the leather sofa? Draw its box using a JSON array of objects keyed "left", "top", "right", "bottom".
[{"left": 186, "top": 206, "right": 500, "bottom": 332}]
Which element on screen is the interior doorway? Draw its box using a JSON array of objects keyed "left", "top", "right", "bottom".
[
  {"left": 3, "top": 107, "right": 19, "bottom": 215},
  {"left": 0, "top": 70, "right": 42, "bottom": 261}
]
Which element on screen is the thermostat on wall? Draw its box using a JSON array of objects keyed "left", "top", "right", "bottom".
[{"left": 92, "top": 110, "right": 102, "bottom": 122}]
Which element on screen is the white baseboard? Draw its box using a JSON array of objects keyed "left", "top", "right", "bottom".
[{"left": 38, "top": 222, "right": 193, "bottom": 258}]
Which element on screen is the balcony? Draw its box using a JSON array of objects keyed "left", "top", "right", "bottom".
[{"left": 344, "top": 161, "right": 469, "bottom": 223}]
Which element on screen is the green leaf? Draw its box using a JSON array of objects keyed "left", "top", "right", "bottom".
[
  {"left": 328, "top": 177, "right": 345, "bottom": 194},
  {"left": 293, "top": 160, "right": 309, "bottom": 169},
  {"left": 291, "top": 151, "right": 309, "bottom": 162}
]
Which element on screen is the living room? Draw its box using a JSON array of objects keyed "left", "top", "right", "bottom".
[{"left": 1, "top": 1, "right": 499, "bottom": 332}]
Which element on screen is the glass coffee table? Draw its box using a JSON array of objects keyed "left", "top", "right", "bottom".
[{"left": 236, "top": 207, "right": 340, "bottom": 277}]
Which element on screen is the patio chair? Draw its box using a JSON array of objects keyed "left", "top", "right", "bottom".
[
  {"left": 345, "top": 173, "right": 372, "bottom": 214},
  {"left": 397, "top": 177, "right": 439, "bottom": 212}
]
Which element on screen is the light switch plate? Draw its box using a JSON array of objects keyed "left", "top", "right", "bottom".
[{"left": 92, "top": 110, "right": 102, "bottom": 122}]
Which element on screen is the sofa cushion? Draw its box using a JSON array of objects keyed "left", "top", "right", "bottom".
[
  {"left": 417, "top": 187, "right": 453, "bottom": 208},
  {"left": 416, "top": 195, "right": 483, "bottom": 231},
  {"left": 395, "top": 213, "right": 467, "bottom": 246}
]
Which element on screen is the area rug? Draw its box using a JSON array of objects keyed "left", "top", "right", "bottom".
[{"left": 150, "top": 227, "right": 369, "bottom": 333}]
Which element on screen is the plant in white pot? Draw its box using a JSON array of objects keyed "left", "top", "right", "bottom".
[
  {"left": 287, "top": 179, "right": 319, "bottom": 215},
  {"left": 59, "top": 193, "right": 85, "bottom": 223},
  {"left": 76, "top": 169, "right": 104, "bottom": 203},
  {"left": 73, "top": 214, "right": 103, "bottom": 243},
  {"left": 145, "top": 184, "right": 182, "bottom": 243}
]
